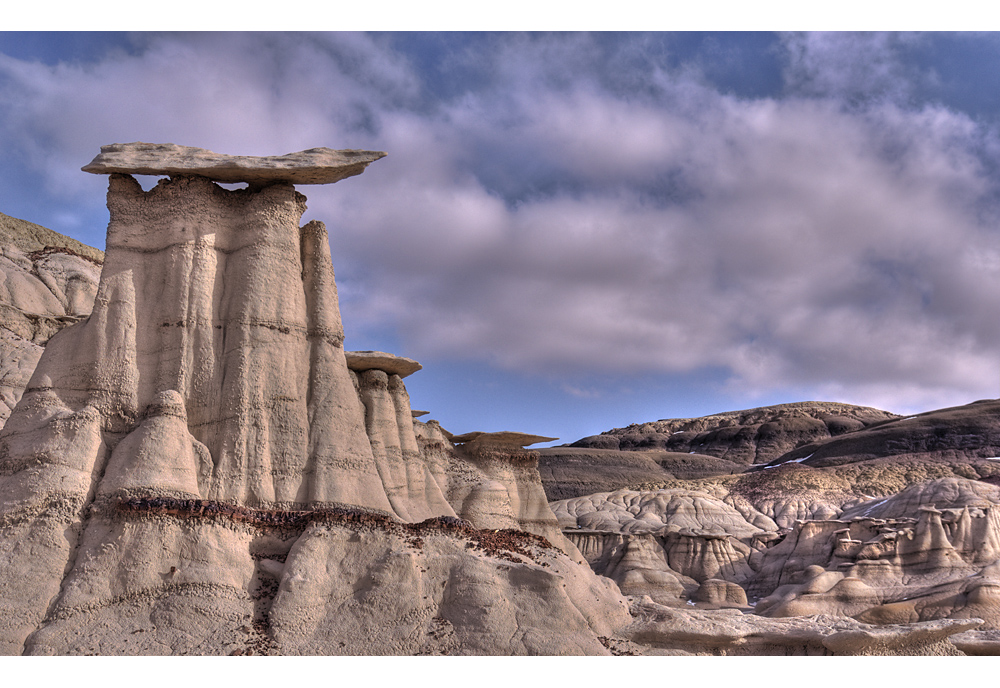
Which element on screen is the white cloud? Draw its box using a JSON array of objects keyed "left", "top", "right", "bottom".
[
  {"left": 4, "top": 32, "right": 1000, "bottom": 413},
  {"left": 780, "top": 32, "right": 929, "bottom": 102}
]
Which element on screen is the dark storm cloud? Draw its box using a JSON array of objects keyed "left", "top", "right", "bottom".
[{"left": 3, "top": 31, "right": 1000, "bottom": 412}]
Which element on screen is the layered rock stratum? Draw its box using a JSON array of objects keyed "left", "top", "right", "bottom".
[{"left": 0, "top": 142, "right": 993, "bottom": 655}]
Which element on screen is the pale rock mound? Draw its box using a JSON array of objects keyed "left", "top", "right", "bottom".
[
  {"left": 553, "top": 488, "right": 775, "bottom": 537},
  {"left": 724, "top": 462, "right": 874, "bottom": 528},
  {"left": 696, "top": 579, "right": 749, "bottom": 608},
  {"left": 442, "top": 431, "right": 585, "bottom": 564},
  {"left": 0, "top": 212, "right": 102, "bottom": 425},
  {"left": 21, "top": 501, "right": 631, "bottom": 655},
  {"left": 839, "top": 476, "right": 1000, "bottom": 520},
  {"left": 599, "top": 534, "right": 694, "bottom": 606}
]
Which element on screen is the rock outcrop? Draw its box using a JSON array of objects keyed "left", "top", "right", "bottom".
[
  {"left": 554, "top": 465, "right": 1000, "bottom": 645},
  {"left": 553, "top": 488, "right": 776, "bottom": 537},
  {"left": 554, "top": 489, "right": 778, "bottom": 607},
  {"left": 0, "top": 144, "right": 630, "bottom": 655},
  {"left": 443, "top": 431, "right": 585, "bottom": 563},
  {"left": 0, "top": 212, "right": 102, "bottom": 425},
  {"left": 747, "top": 477, "right": 1000, "bottom": 629},
  {"left": 625, "top": 597, "right": 975, "bottom": 655},
  {"left": 347, "top": 352, "right": 451, "bottom": 522},
  {"left": 21, "top": 498, "right": 631, "bottom": 656}
]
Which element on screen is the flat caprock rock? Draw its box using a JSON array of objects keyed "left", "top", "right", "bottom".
[
  {"left": 345, "top": 350, "right": 422, "bottom": 378},
  {"left": 449, "top": 431, "right": 558, "bottom": 447},
  {"left": 82, "top": 142, "right": 386, "bottom": 184}
]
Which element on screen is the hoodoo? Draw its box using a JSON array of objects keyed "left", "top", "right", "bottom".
[{"left": 0, "top": 143, "right": 636, "bottom": 655}]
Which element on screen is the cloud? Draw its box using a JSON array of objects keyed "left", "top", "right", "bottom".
[
  {"left": 0, "top": 33, "right": 415, "bottom": 195},
  {"left": 3, "top": 32, "right": 1000, "bottom": 413},
  {"left": 779, "top": 32, "right": 930, "bottom": 103}
]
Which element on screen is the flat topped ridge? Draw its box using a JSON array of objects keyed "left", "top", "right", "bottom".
[
  {"left": 82, "top": 142, "right": 386, "bottom": 185},
  {"left": 345, "top": 350, "right": 422, "bottom": 378}
]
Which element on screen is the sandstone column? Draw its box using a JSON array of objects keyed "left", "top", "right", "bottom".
[
  {"left": 346, "top": 350, "right": 455, "bottom": 521},
  {"left": 0, "top": 143, "right": 394, "bottom": 652}
]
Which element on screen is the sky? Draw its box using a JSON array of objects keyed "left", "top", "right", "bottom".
[{"left": 4, "top": 27, "right": 1000, "bottom": 446}]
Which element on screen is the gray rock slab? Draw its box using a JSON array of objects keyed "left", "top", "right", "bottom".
[
  {"left": 449, "top": 431, "right": 558, "bottom": 447},
  {"left": 344, "top": 350, "right": 422, "bottom": 378},
  {"left": 82, "top": 142, "right": 386, "bottom": 184}
]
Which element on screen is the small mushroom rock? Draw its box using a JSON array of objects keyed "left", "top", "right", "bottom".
[{"left": 345, "top": 350, "right": 422, "bottom": 378}]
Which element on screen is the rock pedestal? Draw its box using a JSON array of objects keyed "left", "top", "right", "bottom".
[
  {"left": 347, "top": 354, "right": 454, "bottom": 522},
  {"left": 0, "top": 144, "right": 632, "bottom": 656},
  {"left": 20, "top": 173, "right": 393, "bottom": 510}
]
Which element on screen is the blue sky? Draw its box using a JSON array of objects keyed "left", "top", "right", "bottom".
[{"left": 4, "top": 29, "right": 1000, "bottom": 445}]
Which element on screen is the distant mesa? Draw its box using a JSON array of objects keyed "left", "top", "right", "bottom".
[
  {"left": 754, "top": 398, "right": 1000, "bottom": 469},
  {"left": 82, "top": 142, "right": 387, "bottom": 185},
  {"left": 570, "top": 401, "right": 900, "bottom": 466},
  {"left": 345, "top": 350, "right": 422, "bottom": 378}
]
